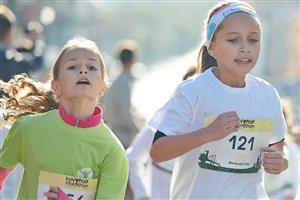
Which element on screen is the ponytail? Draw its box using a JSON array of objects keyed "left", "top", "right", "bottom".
[
  {"left": 1, "top": 74, "right": 59, "bottom": 121},
  {"left": 196, "top": 45, "right": 217, "bottom": 74}
]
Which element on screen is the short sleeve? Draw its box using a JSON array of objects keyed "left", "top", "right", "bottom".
[
  {"left": 96, "top": 144, "right": 129, "bottom": 199},
  {"left": 149, "top": 85, "right": 193, "bottom": 136},
  {"left": 269, "top": 88, "right": 287, "bottom": 144},
  {"left": 0, "top": 120, "right": 23, "bottom": 169},
  {"left": 126, "top": 126, "right": 154, "bottom": 198}
]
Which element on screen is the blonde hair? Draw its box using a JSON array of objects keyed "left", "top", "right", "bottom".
[
  {"left": 1, "top": 37, "right": 108, "bottom": 121},
  {"left": 51, "top": 37, "right": 108, "bottom": 88}
]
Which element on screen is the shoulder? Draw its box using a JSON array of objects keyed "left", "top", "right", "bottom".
[
  {"left": 179, "top": 68, "right": 212, "bottom": 92},
  {"left": 174, "top": 72, "right": 208, "bottom": 103},
  {"left": 100, "top": 125, "right": 128, "bottom": 162},
  {"left": 98, "top": 122, "right": 126, "bottom": 151},
  {"left": 247, "top": 75, "right": 280, "bottom": 98},
  {"left": 20, "top": 110, "right": 56, "bottom": 123},
  {"left": 0, "top": 46, "right": 5, "bottom": 56},
  {"left": 247, "top": 74, "right": 271, "bottom": 87},
  {"left": 107, "top": 73, "right": 130, "bottom": 90},
  {"left": 12, "top": 110, "right": 57, "bottom": 130}
]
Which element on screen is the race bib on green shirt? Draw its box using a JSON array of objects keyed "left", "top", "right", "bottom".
[
  {"left": 198, "top": 114, "right": 272, "bottom": 173},
  {"left": 37, "top": 171, "right": 98, "bottom": 199}
]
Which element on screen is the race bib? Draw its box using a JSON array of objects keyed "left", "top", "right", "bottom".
[
  {"left": 37, "top": 171, "right": 98, "bottom": 200},
  {"left": 198, "top": 115, "right": 272, "bottom": 173}
]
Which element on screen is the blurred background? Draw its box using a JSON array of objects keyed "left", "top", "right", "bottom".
[
  {"left": 3, "top": 0, "right": 299, "bottom": 120},
  {"left": 1, "top": 0, "right": 300, "bottom": 199}
]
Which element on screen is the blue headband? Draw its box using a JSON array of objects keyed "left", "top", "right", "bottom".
[{"left": 205, "top": 2, "right": 258, "bottom": 48}]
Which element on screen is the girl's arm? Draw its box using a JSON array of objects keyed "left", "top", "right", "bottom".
[
  {"left": 0, "top": 124, "right": 23, "bottom": 190},
  {"left": 126, "top": 127, "right": 154, "bottom": 199},
  {"left": 261, "top": 140, "right": 288, "bottom": 174},
  {"left": 150, "top": 111, "right": 240, "bottom": 162},
  {"left": 0, "top": 167, "right": 13, "bottom": 190},
  {"left": 96, "top": 144, "right": 129, "bottom": 199}
]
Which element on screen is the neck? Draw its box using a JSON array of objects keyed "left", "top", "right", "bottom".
[
  {"left": 213, "top": 68, "right": 246, "bottom": 88},
  {"left": 123, "top": 62, "right": 133, "bottom": 72},
  {"left": 59, "top": 99, "right": 97, "bottom": 120}
]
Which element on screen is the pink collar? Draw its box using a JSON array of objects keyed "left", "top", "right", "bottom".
[{"left": 58, "top": 105, "right": 103, "bottom": 128}]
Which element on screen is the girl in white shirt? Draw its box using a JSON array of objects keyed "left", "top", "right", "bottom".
[{"left": 150, "top": 1, "right": 288, "bottom": 199}]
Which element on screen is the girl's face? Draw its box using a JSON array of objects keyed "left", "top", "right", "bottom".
[
  {"left": 51, "top": 47, "right": 105, "bottom": 102},
  {"left": 209, "top": 12, "right": 261, "bottom": 77}
]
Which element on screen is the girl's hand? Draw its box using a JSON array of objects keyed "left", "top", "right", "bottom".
[
  {"left": 206, "top": 111, "right": 240, "bottom": 141},
  {"left": 261, "top": 147, "right": 288, "bottom": 174},
  {"left": 43, "top": 186, "right": 71, "bottom": 200},
  {"left": 43, "top": 186, "right": 59, "bottom": 200}
]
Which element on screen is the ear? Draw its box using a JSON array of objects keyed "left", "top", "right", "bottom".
[
  {"left": 99, "top": 82, "right": 106, "bottom": 97},
  {"left": 208, "top": 49, "right": 215, "bottom": 58},
  {"left": 208, "top": 42, "right": 216, "bottom": 58},
  {"left": 51, "top": 80, "right": 61, "bottom": 97}
]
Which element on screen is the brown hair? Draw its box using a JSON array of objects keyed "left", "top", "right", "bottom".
[
  {"left": 116, "top": 39, "right": 138, "bottom": 65},
  {"left": 196, "top": 1, "right": 258, "bottom": 73},
  {"left": 1, "top": 74, "right": 58, "bottom": 121},
  {"left": 1, "top": 37, "right": 108, "bottom": 121},
  {"left": 182, "top": 65, "right": 197, "bottom": 81}
]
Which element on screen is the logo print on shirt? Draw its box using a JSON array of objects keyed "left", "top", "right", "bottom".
[
  {"left": 76, "top": 168, "right": 93, "bottom": 179},
  {"left": 240, "top": 119, "right": 255, "bottom": 129}
]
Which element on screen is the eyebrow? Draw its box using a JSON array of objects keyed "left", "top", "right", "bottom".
[
  {"left": 65, "top": 57, "right": 98, "bottom": 62},
  {"left": 226, "top": 31, "right": 259, "bottom": 35}
]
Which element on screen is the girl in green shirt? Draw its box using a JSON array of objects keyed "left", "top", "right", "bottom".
[{"left": 0, "top": 37, "right": 128, "bottom": 199}]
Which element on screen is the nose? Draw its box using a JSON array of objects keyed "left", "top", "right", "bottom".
[
  {"left": 79, "top": 66, "right": 88, "bottom": 74},
  {"left": 240, "top": 41, "right": 250, "bottom": 53},
  {"left": 240, "top": 48, "right": 250, "bottom": 53}
]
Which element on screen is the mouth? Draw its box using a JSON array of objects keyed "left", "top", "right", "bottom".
[
  {"left": 234, "top": 58, "right": 252, "bottom": 65},
  {"left": 76, "top": 78, "right": 91, "bottom": 85}
]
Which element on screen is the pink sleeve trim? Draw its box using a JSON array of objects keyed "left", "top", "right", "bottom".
[{"left": 0, "top": 167, "right": 12, "bottom": 190}]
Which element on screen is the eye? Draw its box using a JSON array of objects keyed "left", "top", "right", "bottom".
[
  {"left": 249, "top": 38, "right": 259, "bottom": 43},
  {"left": 227, "top": 39, "right": 238, "bottom": 43},
  {"left": 88, "top": 65, "right": 98, "bottom": 71},
  {"left": 67, "top": 65, "right": 76, "bottom": 70}
]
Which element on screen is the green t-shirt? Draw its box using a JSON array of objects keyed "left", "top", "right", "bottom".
[{"left": 0, "top": 110, "right": 128, "bottom": 199}]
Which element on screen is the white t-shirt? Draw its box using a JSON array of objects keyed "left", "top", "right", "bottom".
[
  {"left": 127, "top": 126, "right": 173, "bottom": 200},
  {"left": 149, "top": 68, "right": 287, "bottom": 199},
  {"left": 264, "top": 142, "right": 300, "bottom": 199}
]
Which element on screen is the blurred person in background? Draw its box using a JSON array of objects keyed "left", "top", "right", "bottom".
[
  {"left": 16, "top": 20, "right": 46, "bottom": 72},
  {"left": 264, "top": 98, "right": 300, "bottom": 200},
  {"left": 0, "top": 5, "right": 27, "bottom": 199},
  {"left": 0, "top": 5, "right": 41, "bottom": 82},
  {"left": 103, "top": 39, "right": 144, "bottom": 148},
  {"left": 127, "top": 65, "right": 197, "bottom": 200}
]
